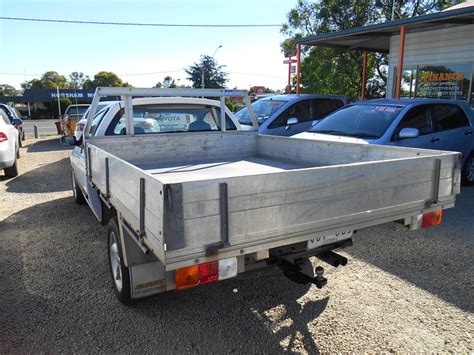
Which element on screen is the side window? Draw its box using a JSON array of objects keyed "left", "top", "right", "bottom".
[
  {"left": 105, "top": 106, "right": 236, "bottom": 136},
  {"left": 432, "top": 104, "right": 469, "bottom": 132},
  {"left": 0, "top": 111, "right": 10, "bottom": 125},
  {"left": 312, "top": 99, "right": 344, "bottom": 119},
  {"left": 268, "top": 100, "right": 311, "bottom": 128},
  {"left": 396, "top": 105, "right": 432, "bottom": 137}
]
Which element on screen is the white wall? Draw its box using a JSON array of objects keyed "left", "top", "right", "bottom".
[{"left": 386, "top": 24, "right": 474, "bottom": 97}]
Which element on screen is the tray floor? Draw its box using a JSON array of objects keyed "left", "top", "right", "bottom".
[{"left": 136, "top": 156, "right": 314, "bottom": 183}]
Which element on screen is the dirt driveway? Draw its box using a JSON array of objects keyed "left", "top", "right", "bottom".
[{"left": 1, "top": 138, "right": 473, "bottom": 353}]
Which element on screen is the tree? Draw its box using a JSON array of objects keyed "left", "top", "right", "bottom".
[
  {"left": 281, "top": 0, "right": 456, "bottom": 100},
  {"left": 27, "top": 71, "right": 68, "bottom": 89},
  {"left": 185, "top": 55, "right": 228, "bottom": 89},
  {"left": 83, "top": 71, "right": 131, "bottom": 89},
  {"left": 69, "top": 72, "right": 89, "bottom": 89},
  {"left": 0, "top": 84, "right": 20, "bottom": 96},
  {"left": 154, "top": 76, "right": 178, "bottom": 89}
]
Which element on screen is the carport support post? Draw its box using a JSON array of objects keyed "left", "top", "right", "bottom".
[
  {"left": 395, "top": 25, "right": 406, "bottom": 99},
  {"left": 361, "top": 51, "right": 368, "bottom": 101},
  {"left": 296, "top": 43, "right": 301, "bottom": 94}
]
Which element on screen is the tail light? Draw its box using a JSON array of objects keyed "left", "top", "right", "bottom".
[
  {"left": 422, "top": 210, "right": 442, "bottom": 228},
  {"left": 76, "top": 123, "right": 85, "bottom": 132},
  {"left": 175, "top": 257, "right": 238, "bottom": 290},
  {"left": 0, "top": 132, "right": 8, "bottom": 143}
]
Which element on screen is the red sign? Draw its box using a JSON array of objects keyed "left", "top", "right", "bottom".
[{"left": 252, "top": 86, "right": 265, "bottom": 94}]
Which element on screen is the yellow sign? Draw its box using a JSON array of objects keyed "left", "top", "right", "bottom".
[{"left": 421, "top": 72, "right": 465, "bottom": 82}]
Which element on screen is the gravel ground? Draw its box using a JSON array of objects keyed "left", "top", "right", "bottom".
[{"left": 1, "top": 137, "right": 473, "bottom": 353}]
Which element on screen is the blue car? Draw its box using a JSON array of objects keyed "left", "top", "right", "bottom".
[
  {"left": 293, "top": 99, "right": 474, "bottom": 185},
  {"left": 235, "top": 94, "right": 347, "bottom": 136}
]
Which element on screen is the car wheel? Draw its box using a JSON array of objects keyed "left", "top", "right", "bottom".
[
  {"left": 107, "top": 217, "right": 132, "bottom": 305},
  {"left": 71, "top": 171, "right": 86, "bottom": 204},
  {"left": 4, "top": 157, "right": 18, "bottom": 177},
  {"left": 21, "top": 130, "right": 25, "bottom": 141},
  {"left": 462, "top": 152, "right": 474, "bottom": 186},
  {"left": 18, "top": 133, "right": 23, "bottom": 147}
]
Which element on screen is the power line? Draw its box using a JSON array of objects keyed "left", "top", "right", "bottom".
[{"left": 0, "top": 16, "right": 281, "bottom": 28}]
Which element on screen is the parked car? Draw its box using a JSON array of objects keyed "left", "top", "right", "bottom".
[
  {"left": 73, "top": 101, "right": 116, "bottom": 141},
  {"left": 235, "top": 94, "right": 347, "bottom": 136},
  {"left": 62, "top": 104, "right": 90, "bottom": 137},
  {"left": 0, "top": 104, "right": 25, "bottom": 147},
  {"left": 0, "top": 109, "right": 20, "bottom": 177},
  {"left": 69, "top": 97, "right": 240, "bottom": 144},
  {"left": 293, "top": 99, "right": 474, "bottom": 185}
]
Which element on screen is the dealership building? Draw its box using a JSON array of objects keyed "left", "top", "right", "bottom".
[{"left": 294, "top": 2, "right": 474, "bottom": 107}]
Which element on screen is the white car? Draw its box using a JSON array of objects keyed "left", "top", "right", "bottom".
[
  {"left": 0, "top": 109, "right": 20, "bottom": 177},
  {"left": 73, "top": 101, "right": 116, "bottom": 141}
]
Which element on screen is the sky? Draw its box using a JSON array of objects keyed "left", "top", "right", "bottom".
[{"left": 0, "top": 0, "right": 296, "bottom": 91}]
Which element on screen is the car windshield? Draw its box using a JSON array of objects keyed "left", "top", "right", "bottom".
[
  {"left": 235, "top": 99, "right": 286, "bottom": 125},
  {"left": 66, "top": 106, "right": 89, "bottom": 115},
  {"left": 309, "top": 104, "right": 403, "bottom": 138}
]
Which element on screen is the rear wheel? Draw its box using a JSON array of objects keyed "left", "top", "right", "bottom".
[
  {"left": 71, "top": 171, "right": 86, "bottom": 204},
  {"left": 18, "top": 132, "right": 23, "bottom": 147},
  {"left": 462, "top": 152, "right": 474, "bottom": 186},
  {"left": 107, "top": 217, "right": 132, "bottom": 304},
  {"left": 4, "top": 158, "right": 18, "bottom": 177}
]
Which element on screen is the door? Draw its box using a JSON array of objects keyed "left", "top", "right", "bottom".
[
  {"left": 264, "top": 99, "right": 312, "bottom": 136},
  {"left": 429, "top": 104, "right": 473, "bottom": 162},
  {"left": 390, "top": 105, "right": 439, "bottom": 150}
]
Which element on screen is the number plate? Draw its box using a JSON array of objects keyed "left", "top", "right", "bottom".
[{"left": 307, "top": 230, "right": 353, "bottom": 250}]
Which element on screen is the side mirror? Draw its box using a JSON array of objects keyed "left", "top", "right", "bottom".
[
  {"left": 398, "top": 127, "right": 419, "bottom": 140},
  {"left": 12, "top": 118, "right": 23, "bottom": 126},
  {"left": 286, "top": 117, "right": 298, "bottom": 130}
]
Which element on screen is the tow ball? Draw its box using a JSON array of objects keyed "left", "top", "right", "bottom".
[{"left": 278, "top": 259, "right": 327, "bottom": 289}]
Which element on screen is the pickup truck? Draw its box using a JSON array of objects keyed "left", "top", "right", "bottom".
[{"left": 70, "top": 87, "right": 461, "bottom": 305}]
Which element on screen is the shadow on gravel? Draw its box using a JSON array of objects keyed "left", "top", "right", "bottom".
[
  {"left": 1, "top": 196, "right": 328, "bottom": 353},
  {"left": 27, "top": 138, "right": 73, "bottom": 153},
  {"left": 5, "top": 158, "right": 71, "bottom": 193},
  {"left": 347, "top": 187, "right": 474, "bottom": 313}
]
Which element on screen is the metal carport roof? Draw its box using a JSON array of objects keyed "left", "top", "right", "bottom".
[{"left": 293, "top": 6, "right": 474, "bottom": 53}]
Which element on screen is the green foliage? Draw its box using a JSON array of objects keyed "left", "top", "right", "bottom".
[
  {"left": 83, "top": 71, "right": 131, "bottom": 89},
  {"left": 0, "top": 84, "right": 20, "bottom": 96},
  {"left": 29, "top": 71, "right": 68, "bottom": 89},
  {"left": 155, "top": 76, "right": 178, "bottom": 89},
  {"left": 68, "top": 72, "right": 89, "bottom": 89},
  {"left": 185, "top": 55, "right": 228, "bottom": 89},
  {"left": 281, "top": 0, "right": 456, "bottom": 100}
]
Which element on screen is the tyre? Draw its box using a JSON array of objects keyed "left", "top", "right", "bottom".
[
  {"left": 107, "top": 217, "right": 132, "bottom": 304},
  {"left": 21, "top": 130, "right": 25, "bottom": 141},
  {"left": 462, "top": 152, "right": 474, "bottom": 186},
  {"left": 4, "top": 158, "right": 18, "bottom": 177},
  {"left": 71, "top": 171, "right": 86, "bottom": 205},
  {"left": 18, "top": 133, "right": 22, "bottom": 147}
]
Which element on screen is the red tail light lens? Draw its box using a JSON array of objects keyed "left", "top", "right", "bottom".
[
  {"left": 175, "top": 257, "right": 237, "bottom": 290},
  {"left": 0, "top": 132, "right": 8, "bottom": 143},
  {"left": 198, "top": 261, "right": 219, "bottom": 285},
  {"left": 422, "top": 210, "right": 442, "bottom": 228}
]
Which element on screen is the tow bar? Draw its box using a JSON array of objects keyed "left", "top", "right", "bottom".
[{"left": 278, "top": 259, "right": 327, "bottom": 289}]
